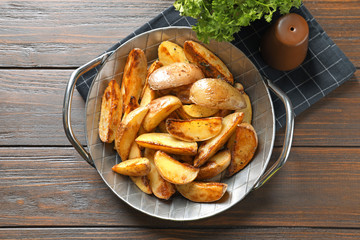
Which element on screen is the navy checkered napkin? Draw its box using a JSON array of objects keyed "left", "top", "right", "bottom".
[{"left": 76, "top": 4, "right": 356, "bottom": 129}]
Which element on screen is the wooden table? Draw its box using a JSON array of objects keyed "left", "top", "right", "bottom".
[{"left": 1, "top": 0, "right": 359, "bottom": 239}]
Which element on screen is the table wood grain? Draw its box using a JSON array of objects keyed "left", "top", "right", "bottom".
[{"left": 0, "top": 0, "right": 359, "bottom": 239}]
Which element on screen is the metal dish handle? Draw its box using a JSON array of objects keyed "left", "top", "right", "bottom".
[
  {"left": 63, "top": 51, "right": 113, "bottom": 167},
  {"left": 253, "top": 77, "right": 294, "bottom": 190}
]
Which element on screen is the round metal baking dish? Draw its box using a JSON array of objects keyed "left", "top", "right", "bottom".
[{"left": 63, "top": 27, "right": 294, "bottom": 221}]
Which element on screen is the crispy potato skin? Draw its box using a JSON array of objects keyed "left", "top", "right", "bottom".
[
  {"left": 122, "top": 96, "right": 140, "bottom": 120},
  {"left": 158, "top": 41, "right": 188, "bottom": 66},
  {"left": 99, "top": 79, "right": 122, "bottom": 143},
  {"left": 234, "top": 83, "right": 252, "bottom": 124},
  {"left": 144, "top": 148, "right": 175, "bottom": 200},
  {"left": 196, "top": 150, "right": 231, "bottom": 180},
  {"left": 176, "top": 181, "right": 227, "bottom": 203},
  {"left": 148, "top": 62, "right": 204, "bottom": 90},
  {"left": 166, "top": 117, "right": 222, "bottom": 142},
  {"left": 142, "top": 95, "right": 182, "bottom": 132},
  {"left": 115, "top": 106, "right": 149, "bottom": 161},
  {"left": 112, "top": 158, "right": 151, "bottom": 176},
  {"left": 227, "top": 123, "right": 258, "bottom": 177},
  {"left": 136, "top": 133, "right": 198, "bottom": 156},
  {"left": 140, "top": 60, "right": 162, "bottom": 107},
  {"left": 121, "top": 48, "right": 147, "bottom": 110},
  {"left": 126, "top": 142, "right": 152, "bottom": 194},
  {"left": 154, "top": 151, "right": 199, "bottom": 185},
  {"left": 184, "top": 40, "right": 233, "bottom": 84},
  {"left": 193, "top": 112, "right": 244, "bottom": 167},
  {"left": 190, "top": 78, "right": 246, "bottom": 110}
]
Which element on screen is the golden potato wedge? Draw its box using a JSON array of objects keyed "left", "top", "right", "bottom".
[
  {"left": 189, "top": 78, "right": 246, "bottom": 110},
  {"left": 148, "top": 62, "right": 204, "bottom": 90},
  {"left": 130, "top": 175, "right": 152, "bottom": 194},
  {"left": 176, "top": 181, "right": 227, "bottom": 203},
  {"left": 122, "top": 141, "right": 152, "bottom": 194},
  {"left": 157, "top": 111, "right": 180, "bottom": 133},
  {"left": 115, "top": 106, "right": 149, "bottom": 161},
  {"left": 196, "top": 150, "right": 231, "bottom": 180},
  {"left": 136, "top": 133, "right": 197, "bottom": 155},
  {"left": 175, "top": 107, "right": 193, "bottom": 120},
  {"left": 121, "top": 48, "right": 147, "bottom": 111},
  {"left": 227, "top": 123, "right": 258, "bottom": 177},
  {"left": 184, "top": 40, "right": 233, "bottom": 84},
  {"left": 128, "top": 142, "right": 142, "bottom": 159},
  {"left": 144, "top": 148, "right": 175, "bottom": 200},
  {"left": 122, "top": 96, "right": 139, "bottom": 120},
  {"left": 142, "top": 95, "right": 182, "bottom": 132},
  {"left": 139, "top": 60, "right": 162, "bottom": 106},
  {"left": 158, "top": 41, "right": 188, "bottom": 66},
  {"left": 166, "top": 117, "right": 222, "bottom": 142},
  {"left": 154, "top": 151, "right": 199, "bottom": 184},
  {"left": 99, "top": 79, "right": 122, "bottom": 143},
  {"left": 234, "top": 83, "right": 252, "bottom": 124},
  {"left": 112, "top": 158, "right": 151, "bottom": 177},
  {"left": 193, "top": 112, "right": 244, "bottom": 167},
  {"left": 140, "top": 84, "right": 157, "bottom": 107},
  {"left": 182, "top": 104, "right": 219, "bottom": 118}
]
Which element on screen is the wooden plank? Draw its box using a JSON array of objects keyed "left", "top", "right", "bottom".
[
  {"left": 1, "top": 227, "right": 359, "bottom": 239},
  {"left": 0, "top": 0, "right": 358, "bottom": 68},
  {"left": 1, "top": 70, "right": 359, "bottom": 147},
  {"left": 0, "top": 69, "right": 86, "bottom": 145},
  {"left": 0, "top": 147, "right": 359, "bottom": 227},
  {"left": 0, "top": 0, "right": 173, "bottom": 67}
]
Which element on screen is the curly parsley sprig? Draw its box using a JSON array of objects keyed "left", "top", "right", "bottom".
[{"left": 174, "top": 0, "right": 301, "bottom": 43}]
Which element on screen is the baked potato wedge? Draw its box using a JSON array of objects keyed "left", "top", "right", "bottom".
[
  {"left": 148, "top": 62, "right": 204, "bottom": 90},
  {"left": 158, "top": 41, "right": 188, "bottom": 66},
  {"left": 121, "top": 48, "right": 147, "bottom": 110},
  {"left": 193, "top": 112, "right": 244, "bottom": 167},
  {"left": 166, "top": 117, "right": 222, "bottom": 142},
  {"left": 182, "top": 104, "right": 219, "bottom": 118},
  {"left": 184, "top": 40, "right": 233, "bottom": 84},
  {"left": 142, "top": 95, "right": 182, "bottom": 132},
  {"left": 176, "top": 181, "right": 227, "bottom": 203},
  {"left": 122, "top": 96, "right": 139, "bottom": 120},
  {"left": 227, "top": 123, "right": 258, "bottom": 177},
  {"left": 189, "top": 78, "right": 246, "bottom": 110},
  {"left": 112, "top": 158, "right": 151, "bottom": 177},
  {"left": 154, "top": 151, "right": 199, "bottom": 184},
  {"left": 140, "top": 60, "right": 162, "bottom": 106},
  {"left": 140, "top": 84, "right": 157, "bottom": 107},
  {"left": 196, "top": 150, "right": 231, "bottom": 180},
  {"left": 175, "top": 107, "right": 193, "bottom": 120},
  {"left": 128, "top": 142, "right": 142, "bottom": 159},
  {"left": 135, "top": 133, "right": 197, "bottom": 155},
  {"left": 126, "top": 142, "right": 152, "bottom": 194},
  {"left": 234, "top": 83, "right": 252, "bottom": 124},
  {"left": 99, "top": 79, "right": 122, "bottom": 143},
  {"left": 130, "top": 175, "right": 152, "bottom": 194},
  {"left": 115, "top": 106, "right": 149, "bottom": 161},
  {"left": 144, "top": 148, "right": 175, "bottom": 200}
]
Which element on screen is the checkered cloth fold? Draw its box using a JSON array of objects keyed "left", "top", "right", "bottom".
[{"left": 76, "top": 4, "right": 356, "bottom": 129}]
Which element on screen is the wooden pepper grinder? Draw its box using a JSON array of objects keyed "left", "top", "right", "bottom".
[{"left": 260, "top": 13, "right": 309, "bottom": 71}]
